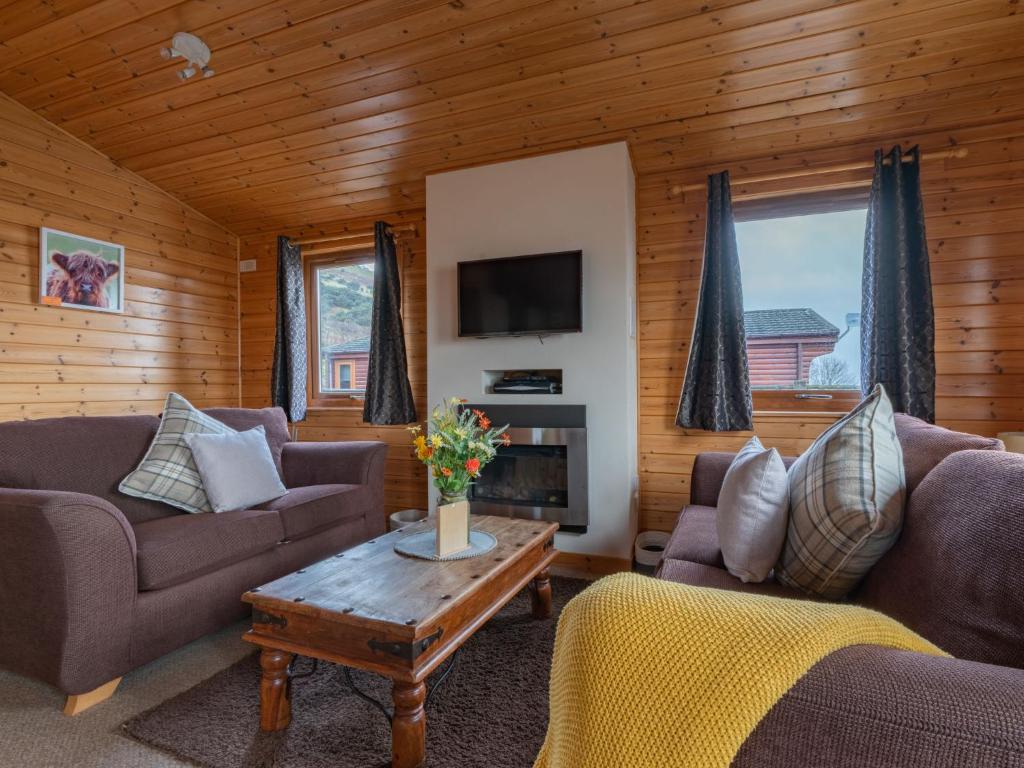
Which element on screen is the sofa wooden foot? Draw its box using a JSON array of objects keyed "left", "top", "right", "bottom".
[{"left": 63, "top": 677, "right": 122, "bottom": 715}]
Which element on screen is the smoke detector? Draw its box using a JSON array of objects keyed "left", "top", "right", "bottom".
[{"left": 160, "top": 32, "right": 214, "bottom": 80}]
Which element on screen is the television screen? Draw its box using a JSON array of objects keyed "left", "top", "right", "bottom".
[{"left": 458, "top": 251, "right": 582, "bottom": 337}]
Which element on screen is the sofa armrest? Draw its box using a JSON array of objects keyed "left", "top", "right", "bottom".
[
  {"left": 690, "top": 450, "right": 798, "bottom": 507},
  {"left": 0, "top": 489, "right": 137, "bottom": 694},
  {"left": 281, "top": 440, "right": 389, "bottom": 488},
  {"left": 282, "top": 441, "right": 389, "bottom": 538},
  {"left": 734, "top": 644, "right": 1024, "bottom": 767},
  {"left": 689, "top": 452, "right": 737, "bottom": 507}
]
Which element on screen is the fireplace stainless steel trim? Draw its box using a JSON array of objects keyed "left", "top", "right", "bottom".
[{"left": 469, "top": 426, "right": 588, "bottom": 530}]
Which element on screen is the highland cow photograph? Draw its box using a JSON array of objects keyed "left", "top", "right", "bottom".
[{"left": 39, "top": 228, "right": 124, "bottom": 313}]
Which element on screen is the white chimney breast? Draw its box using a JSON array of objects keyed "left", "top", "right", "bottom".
[{"left": 426, "top": 143, "right": 638, "bottom": 561}]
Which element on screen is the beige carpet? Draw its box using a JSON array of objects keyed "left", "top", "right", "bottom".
[
  {"left": 0, "top": 621, "right": 253, "bottom": 768},
  {"left": 1, "top": 568, "right": 598, "bottom": 768}
]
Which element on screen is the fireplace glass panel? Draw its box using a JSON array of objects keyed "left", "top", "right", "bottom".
[{"left": 471, "top": 444, "right": 568, "bottom": 508}]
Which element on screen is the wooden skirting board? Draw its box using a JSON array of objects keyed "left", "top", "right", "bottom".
[{"left": 552, "top": 551, "right": 632, "bottom": 580}]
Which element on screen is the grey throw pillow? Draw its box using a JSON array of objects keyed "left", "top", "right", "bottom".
[
  {"left": 184, "top": 427, "right": 287, "bottom": 513},
  {"left": 715, "top": 436, "right": 790, "bottom": 583},
  {"left": 119, "top": 392, "right": 235, "bottom": 514}
]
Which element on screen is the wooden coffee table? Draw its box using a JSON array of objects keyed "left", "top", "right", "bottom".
[{"left": 242, "top": 514, "right": 559, "bottom": 768}]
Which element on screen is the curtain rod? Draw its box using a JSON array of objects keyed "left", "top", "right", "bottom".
[
  {"left": 670, "top": 147, "right": 968, "bottom": 196},
  {"left": 290, "top": 222, "right": 417, "bottom": 246},
  {"left": 303, "top": 239, "right": 375, "bottom": 257}
]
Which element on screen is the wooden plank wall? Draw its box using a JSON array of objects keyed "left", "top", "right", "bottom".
[
  {"left": 637, "top": 120, "right": 1024, "bottom": 533},
  {"left": 0, "top": 93, "right": 239, "bottom": 421},
  {"left": 239, "top": 211, "right": 427, "bottom": 518},
  {"left": 236, "top": 116, "right": 1022, "bottom": 532}
]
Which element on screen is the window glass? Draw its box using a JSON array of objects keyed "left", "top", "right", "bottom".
[
  {"left": 315, "top": 260, "right": 374, "bottom": 394},
  {"left": 735, "top": 209, "right": 866, "bottom": 391}
]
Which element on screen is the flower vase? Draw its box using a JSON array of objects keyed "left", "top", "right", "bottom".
[{"left": 435, "top": 493, "right": 471, "bottom": 558}]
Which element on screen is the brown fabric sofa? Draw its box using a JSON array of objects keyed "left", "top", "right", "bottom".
[
  {"left": 0, "top": 406, "right": 387, "bottom": 709},
  {"left": 657, "top": 415, "right": 1024, "bottom": 766}
]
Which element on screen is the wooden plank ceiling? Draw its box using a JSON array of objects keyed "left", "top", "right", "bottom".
[{"left": 2, "top": 0, "right": 1023, "bottom": 236}]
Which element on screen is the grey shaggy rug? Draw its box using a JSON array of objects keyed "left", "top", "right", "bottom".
[{"left": 123, "top": 576, "right": 588, "bottom": 768}]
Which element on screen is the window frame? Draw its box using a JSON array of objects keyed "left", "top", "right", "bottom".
[
  {"left": 304, "top": 249, "right": 375, "bottom": 408},
  {"left": 732, "top": 191, "right": 868, "bottom": 414}
]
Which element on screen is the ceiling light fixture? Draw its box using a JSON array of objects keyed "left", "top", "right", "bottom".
[{"left": 160, "top": 32, "right": 214, "bottom": 80}]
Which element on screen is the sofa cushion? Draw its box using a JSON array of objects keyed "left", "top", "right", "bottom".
[
  {"left": 0, "top": 413, "right": 179, "bottom": 524},
  {"left": 203, "top": 406, "right": 291, "bottom": 479},
  {"left": 133, "top": 508, "right": 284, "bottom": 591},
  {"left": 662, "top": 505, "right": 724, "bottom": 568},
  {"left": 734, "top": 645, "right": 1024, "bottom": 768},
  {"left": 856, "top": 450, "right": 1024, "bottom": 668},
  {"left": 119, "top": 393, "right": 235, "bottom": 514},
  {"left": 777, "top": 384, "right": 906, "bottom": 600},
  {"left": 894, "top": 413, "right": 1004, "bottom": 494},
  {"left": 716, "top": 436, "right": 790, "bottom": 583},
  {"left": 657, "top": 558, "right": 807, "bottom": 600},
  {"left": 259, "top": 484, "right": 371, "bottom": 541}
]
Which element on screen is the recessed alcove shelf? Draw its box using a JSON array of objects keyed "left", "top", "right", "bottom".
[{"left": 481, "top": 369, "right": 563, "bottom": 395}]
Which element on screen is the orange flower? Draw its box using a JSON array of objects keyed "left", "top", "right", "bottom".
[
  {"left": 465, "top": 457, "right": 481, "bottom": 475},
  {"left": 440, "top": 467, "right": 453, "bottom": 477},
  {"left": 472, "top": 408, "right": 491, "bottom": 430},
  {"left": 501, "top": 433, "right": 511, "bottom": 447}
]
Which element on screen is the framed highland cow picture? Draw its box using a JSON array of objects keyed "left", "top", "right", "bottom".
[{"left": 39, "top": 227, "right": 125, "bottom": 313}]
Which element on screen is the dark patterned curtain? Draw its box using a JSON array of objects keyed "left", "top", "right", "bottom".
[
  {"left": 363, "top": 222, "right": 417, "bottom": 425},
  {"left": 271, "top": 236, "right": 307, "bottom": 423},
  {"left": 861, "top": 145, "right": 935, "bottom": 422},
  {"left": 676, "top": 171, "right": 753, "bottom": 432}
]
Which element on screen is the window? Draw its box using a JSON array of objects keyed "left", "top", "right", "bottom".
[
  {"left": 334, "top": 361, "right": 354, "bottom": 390},
  {"left": 307, "top": 255, "right": 374, "bottom": 402},
  {"left": 734, "top": 207, "right": 866, "bottom": 409}
]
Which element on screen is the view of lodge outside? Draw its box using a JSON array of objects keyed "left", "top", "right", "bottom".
[
  {"left": 735, "top": 209, "right": 867, "bottom": 390},
  {"left": 316, "top": 260, "right": 374, "bottom": 393}
]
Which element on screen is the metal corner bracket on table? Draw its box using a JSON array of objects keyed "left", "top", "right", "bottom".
[{"left": 368, "top": 627, "right": 444, "bottom": 662}]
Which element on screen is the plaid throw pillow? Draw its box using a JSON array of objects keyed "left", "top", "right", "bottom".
[
  {"left": 776, "top": 384, "right": 906, "bottom": 600},
  {"left": 119, "top": 393, "right": 235, "bottom": 514}
]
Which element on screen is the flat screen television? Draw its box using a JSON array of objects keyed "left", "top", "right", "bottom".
[{"left": 458, "top": 250, "right": 583, "bottom": 337}]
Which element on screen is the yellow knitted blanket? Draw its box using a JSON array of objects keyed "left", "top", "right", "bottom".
[{"left": 534, "top": 573, "right": 947, "bottom": 768}]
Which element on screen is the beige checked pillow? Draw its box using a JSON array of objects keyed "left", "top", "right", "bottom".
[
  {"left": 119, "top": 392, "right": 235, "bottom": 514},
  {"left": 776, "top": 384, "right": 906, "bottom": 600}
]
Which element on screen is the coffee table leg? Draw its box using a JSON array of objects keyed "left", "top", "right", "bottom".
[
  {"left": 529, "top": 567, "right": 553, "bottom": 619},
  {"left": 259, "top": 648, "right": 293, "bottom": 732},
  {"left": 391, "top": 680, "right": 426, "bottom": 768}
]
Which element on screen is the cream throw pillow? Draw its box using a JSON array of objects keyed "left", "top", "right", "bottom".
[
  {"left": 715, "top": 436, "right": 790, "bottom": 583},
  {"left": 776, "top": 384, "right": 906, "bottom": 600},
  {"left": 184, "top": 426, "right": 286, "bottom": 513}
]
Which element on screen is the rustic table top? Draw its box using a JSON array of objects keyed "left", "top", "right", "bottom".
[{"left": 243, "top": 515, "right": 558, "bottom": 642}]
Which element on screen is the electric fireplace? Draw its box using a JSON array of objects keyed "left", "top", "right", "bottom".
[{"left": 467, "top": 406, "right": 588, "bottom": 532}]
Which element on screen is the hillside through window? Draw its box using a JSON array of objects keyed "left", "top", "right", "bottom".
[
  {"left": 313, "top": 258, "right": 374, "bottom": 396},
  {"left": 735, "top": 208, "right": 866, "bottom": 392}
]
